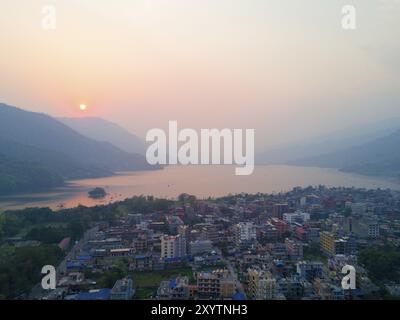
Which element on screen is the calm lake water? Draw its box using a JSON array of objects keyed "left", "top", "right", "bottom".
[{"left": 1, "top": 165, "right": 400, "bottom": 212}]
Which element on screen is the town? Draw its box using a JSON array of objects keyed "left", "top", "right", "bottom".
[{"left": 1, "top": 185, "right": 400, "bottom": 300}]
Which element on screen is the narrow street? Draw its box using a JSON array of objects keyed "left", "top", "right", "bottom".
[{"left": 216, "top": 248, "right": 247, "bottom": 298}]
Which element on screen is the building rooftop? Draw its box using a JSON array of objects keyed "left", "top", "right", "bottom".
[{"left": 76, "top": 288, "right": 111, "bottom": 300}]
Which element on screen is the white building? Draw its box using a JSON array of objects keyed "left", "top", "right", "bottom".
[
  {"left": 235, "top": 222, "right": 256, "bottom": 245},
  {"left": 161, "top": 234, "right": 187, "bottom": 259},
  {"left": 283, "top": 211, "right": 310, "bottom": 224}
]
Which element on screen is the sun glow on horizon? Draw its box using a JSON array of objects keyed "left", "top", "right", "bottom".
[{"left": 79, "top": 104, "right": 87, "bottom": 111}]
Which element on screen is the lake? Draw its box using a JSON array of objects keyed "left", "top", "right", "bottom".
[{"left": 1, "top": 165, "right": 400, "bottom": 212}]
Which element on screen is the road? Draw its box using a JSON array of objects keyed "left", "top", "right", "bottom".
[{"left": 217, "top": 248, "right": 247, "bottom": 298}]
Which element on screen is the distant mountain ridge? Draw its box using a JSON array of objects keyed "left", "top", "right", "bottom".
[
  {"left": 290, "top": 128, "right": 400, "bottom": 178},
  {"left": 257, "top": 117, "right": 400, "bottom": 165},
  {"left": 58, "top": 117, "right": 146, "bottom": 155},
  {"left": 0, "top": 103, "right": 157, "bottom": 195}
]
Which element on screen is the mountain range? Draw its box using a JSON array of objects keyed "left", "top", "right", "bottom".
[
  {"left": 257, "top": 117, "right": 400, "bottom": 165},
  {"left": 290, "top": 128, "right": 400, "bottom": 178},
  {"left": 256, "top": 117, "right": 400, "bottom": 179},
  {"left": 58, "top": 117, "right": 146, "bottom": 155},
  {"left": 0, "top": 103, "right": 155, "bottom": 195},
  {"left": 1, "top": 101, "right": 399, "bottom": 195}
]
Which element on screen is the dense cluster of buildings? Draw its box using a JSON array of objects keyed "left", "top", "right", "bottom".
[{"left": 37, "top": 186, "right": 400, "bottom": 300}]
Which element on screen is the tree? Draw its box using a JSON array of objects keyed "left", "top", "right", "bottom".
[
  {"left": 0, "top": 245, "right": 63, "bottom": 299},
  {"left": 359, "top": 247, "right": 400, "bottom": 283}
]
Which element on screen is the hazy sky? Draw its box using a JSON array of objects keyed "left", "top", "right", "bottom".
[{"left": 1, "top": 0, "right": 399, "bottom": 151}]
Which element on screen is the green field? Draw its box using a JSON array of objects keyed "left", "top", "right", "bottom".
[{"left": 132, "top": 267, "right": 194, "bottom": 299}]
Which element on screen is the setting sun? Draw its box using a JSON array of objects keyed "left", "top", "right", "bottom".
[{"left": 79, "top": 104, "right": 87, "bottom": 111}]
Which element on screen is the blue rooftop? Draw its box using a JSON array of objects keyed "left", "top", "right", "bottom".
[
  {"left": 232, "top": 292, "right": 247, "bottom": 300},
  {"left": 275, "top": 261, "right": 285, "bottom": 267},
  {"left": 77, "top": 255, "right": 91, "bottom": 261},
  {"left": 66, "top": 261, "right": 83, "bottom": 269},
  {"left": 169, "top": 279, "right": 177, "bottom": 289},
  {"left": 76, "top": 289, "right": 111, "bottom": 300},
  {"left": 164, "top": 257, "right": 182, "bottom": 263}
]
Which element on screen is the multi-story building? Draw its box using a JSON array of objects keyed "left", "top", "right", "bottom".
[
  {"left": 157, "top": 276, "right": 190, "bottom": 300},
  {"left": 201, "top": 224, "right": 219, "bottom": 243},
  {"left": 348, "top": 202, "right": 367, "bottom": 215},
  {"left": 320, "top": 232, "right": 355, "bottom": 256},
  {"left": 277, "top": 276, "right": 307, "bottom": 300},
  {"left": 160, "top": 235, "right": 187, "bottom": 260},
  {"left": 295, "top": 227, "right": 307, "bottom": 241},
  {"left": 320, "top": 231, "right": 336, "bottom": 256},
  {"left": 197, "top": 272, "right": 221, "bottom": 299},
  {"left": 347, "top": 217, "right": 380, "bottom": 239},
  {"left": 235, "top": 222, "right": 257, "bottom": 246},
  {"left": 283, "top": 211, "right": 310, "bottom": 224},
  {"left": 271, "top": 203, "right": 289, "bottom": 219},
  {"left": 263, "top": 222, "right": 278, "bottom": 242},
  {"left": 108, "top": 248, "right": 135, "bottom": 259},
  {"left": 197, "top": 270, "right": 235, "bottom": 299},
  {"left": 166, "top": 215, "right": 184, "bottom": 234},
  {"left": 189, "top": 240, "right": 213, "bottom": 256},
  {"left": 133, "top": 234, "right": 149, "bottom": 252},
  {"left": 270, "top": 218, "right": 290, "bottom": 238},
  {"left": 127, "top": 213, "right": 143, "bottom": 225},
  {"left": 110, "top": 278, "right": 135, "bottom": 300},
  {"left": 314, "top": 278, "right": 345, "bottom": 300},
  {"left": 220, "top": 279, "right": 236, "bottom": 299},
  {"left": 307, "top": 227, "right": 321, "bottom": 242},
  {"left": 296, "top": 261, "right": 324, "bottom": 282},
  {"left": 285, "top": 238, "right": 303, "bottom": 260},
  {"left": 129, "top": 253, "right": 157, "bottom": 271},
  {"left": 247, "top": 268, "right": 277, "bottom": 300}
]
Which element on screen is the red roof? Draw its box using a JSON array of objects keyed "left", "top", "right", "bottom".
[{"left": 58, "top": 237, "right": 71, "bottom": 250}]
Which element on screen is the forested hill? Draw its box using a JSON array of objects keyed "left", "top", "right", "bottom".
[{"left": 0, "top": 103, "right": 156, "bottom": 195}]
